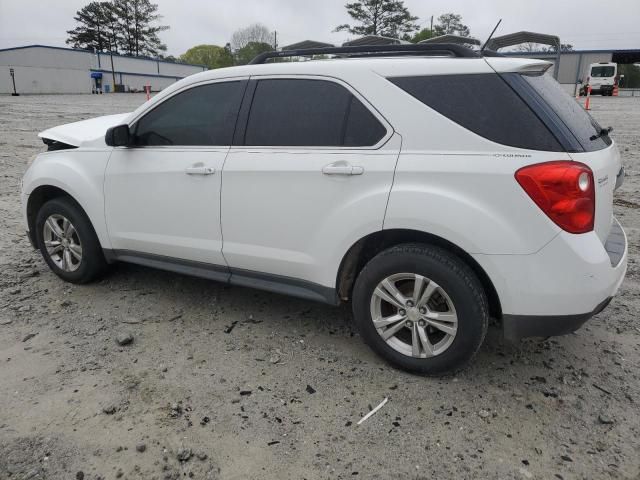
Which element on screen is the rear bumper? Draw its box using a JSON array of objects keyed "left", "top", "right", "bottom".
[
  {"left": 503, "top": 297, "right": 612, "bottom": 342},
  {"left": 473, "top": 218, "right": 627, "bottom": 340},
  {"left": 591, "top": 86, "right": 614, "bottom": 94}
]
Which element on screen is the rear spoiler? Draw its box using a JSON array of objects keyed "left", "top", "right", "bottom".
[{"left": 484, "top": 57, "right": 553, "bottom": 76}]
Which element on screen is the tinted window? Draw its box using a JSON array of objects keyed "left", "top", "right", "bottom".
[
  {"left": 591, "top": 66, "right": 615, "bottom": 77},
  {"left": 389, "top": 74, "right": 564, "bottom": 152},
  {"left": 344, "top": 96, "right": 388, "bottom": 147},
  {"left": 244, "top": 79, "right": 385, "bottom": 147},
  {"left": 134, "top": 81, "right": 243, "bottom": 146},
  {"left": 522, "top": 73, "right": 611, "bottom": 152}
]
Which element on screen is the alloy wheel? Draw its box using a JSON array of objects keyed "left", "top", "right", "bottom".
[
  {"left": 369, "top": 273, "right": 458, "bottom": 358},
  {"left": 43, "top": 214, "right": 83, "bottom": 272}
]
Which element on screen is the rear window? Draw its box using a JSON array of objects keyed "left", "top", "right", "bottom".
[
  {"left": 591, "top": 66, "right": 615, "bottom": 77},
  {"left": 521, "top": 73, "right": 611, "bottom": 152},
  {"left": 389, "top": 74, "right": 564, "bottom": 152}
]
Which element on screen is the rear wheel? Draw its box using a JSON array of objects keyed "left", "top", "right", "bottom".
[
  {"left": 352, "top": 244, "right": 488, "bottom": 375},
  {"left": 35, "top": 197, "right": 107, "bottom": 284}
]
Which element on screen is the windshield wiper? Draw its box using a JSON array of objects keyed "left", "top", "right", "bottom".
[{"left": 590, "top": 126, "right": 613, "bottom": 141}]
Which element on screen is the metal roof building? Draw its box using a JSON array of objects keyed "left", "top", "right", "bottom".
[
  {"left": 0, "top": 45, "right": 206, "bottom": 95},
  {"left": 502, "top": 48, "right": 640, "bottom": 94}
]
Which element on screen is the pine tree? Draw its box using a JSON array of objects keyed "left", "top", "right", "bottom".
[
  {"left": 66, "top": 1, "right": 118, "bottom": 52},
  {"left": 67, "top": 0, "right": 169, "bottom": 57},
  {"left": 113, "top": 0, "right": 168, "bottom": 57},
  {"left": 335, "top": 0, "right": 419, "bottom": 39}
]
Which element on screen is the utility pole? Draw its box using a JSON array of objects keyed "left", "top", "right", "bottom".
[
  {"left": 430, "top": 16, "right": 434, "bottom": 37},
  {"left": 273, "top": 30, "right": 278, "bottom": 51},
  {"left": 109, "top": 50, "right": 116, "bottom": 93},
  {"left": 9, "top": 67, "right": 19, "bottom": 96}
]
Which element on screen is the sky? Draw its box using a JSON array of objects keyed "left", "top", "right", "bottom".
[{"left": 1, "top": 0, "right": 639, "bottom": 56}]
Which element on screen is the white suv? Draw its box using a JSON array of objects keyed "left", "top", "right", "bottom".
[{"left": 21, "top": 44, "right": 627, "bottom": 374}]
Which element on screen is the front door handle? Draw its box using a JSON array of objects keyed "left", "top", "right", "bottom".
[
  {"left": 185, "top": 166, "right": 215, "bottom": 175},
  {"left": 322, "top": 163, "right": 364, "bottom": 176}
]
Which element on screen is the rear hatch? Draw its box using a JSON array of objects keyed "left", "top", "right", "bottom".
[
  {"left": 494, "top": 68, "right": 621, "bottom": 244},
  {"left": 589, "top": 64, "right": 616, "bottom": 89},
  {"left": 518, "top": 73, "right": 621, "bottom": 243}
]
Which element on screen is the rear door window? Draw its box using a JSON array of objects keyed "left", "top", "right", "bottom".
[
  {"left": 243, "top": 78, "right": 386, "bottom": 147},
  {"left": 389, "top": 74, "right": 564, "bottom": 152}
]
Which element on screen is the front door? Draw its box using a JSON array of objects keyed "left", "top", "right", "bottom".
[{"left": 105, "top": 79, "right": 247, "bottom": 266}]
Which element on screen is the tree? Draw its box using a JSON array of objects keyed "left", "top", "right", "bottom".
[
  {"left": 514, "top": 42, "right": 540, "bottom": 53},
  {"left": 159, "top": 54, "right": 179, "bottom": 63},
  {"left": 66, "top": 0, "right": 169, "bottom": 56},
  {"left": 432, "top": 13, "right": 470, "bottom": 37},
  {"left": 515, "top": 43, "right": 573, "bottom": 53},
  {"left": 545, "top": 43, "right": 574, "bottom": 53},
  {"left": 235, "top": 41, "right": 273, "bottom": 65},
  {"left": 335, "top": 0, "right": 419, "bottom": 39},
  {"left": 230, "top": 24, "right": 274, "bottom": 52},
  {"left": 66, "top": 1, "right": 119, "bottom": 52},
  {"left": 180, "top": 45, "right": 234, "bottom": 69},
  {"left": 112, "top": 0, "right": 169, "bottom": 56},
  {"left": 410, "top": 28, "right": 435, "bottom": 43}
]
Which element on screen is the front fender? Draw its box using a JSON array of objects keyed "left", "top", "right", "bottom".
[{"left": 22, "top": 149, "right": 112, "bottom": 249}]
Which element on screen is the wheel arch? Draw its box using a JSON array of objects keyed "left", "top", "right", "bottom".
[
  {"left": 27, "top": 185, "right": 100, "bottom": 249},
  {"left": 336, "top": 228, "right": 502, "bottom": 319}
]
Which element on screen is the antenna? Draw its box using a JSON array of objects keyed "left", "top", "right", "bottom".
[{"left": 481, "top": 19, "right": 502, "bottom": 53}]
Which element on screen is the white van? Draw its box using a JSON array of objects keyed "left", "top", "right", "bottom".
[{"left": 587, "top": 62, "right": 618, "bottom": 96}]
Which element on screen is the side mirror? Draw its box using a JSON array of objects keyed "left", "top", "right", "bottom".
[{"left": 105, "top": 124, "right": 131, "bottom": 147}]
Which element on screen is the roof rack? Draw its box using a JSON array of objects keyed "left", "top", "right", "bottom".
[{"left": 249, "top": 43, "right": 480, "bottom": 65}]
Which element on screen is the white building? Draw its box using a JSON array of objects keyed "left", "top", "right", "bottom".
[{"left": 0, "top": 45, "right": 206, "bottom": 94}]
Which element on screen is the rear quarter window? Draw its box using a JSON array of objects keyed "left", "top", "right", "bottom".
[
  {"left": 520, "top": 73, "right": 611, "bottom": 152},
  {"left": 389, "top": 73, "right": 564, "bottom": 152}
]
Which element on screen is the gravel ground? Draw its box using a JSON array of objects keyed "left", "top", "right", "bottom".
[{"left": 0, "top": 93, "right": 639, "bottom": 480}]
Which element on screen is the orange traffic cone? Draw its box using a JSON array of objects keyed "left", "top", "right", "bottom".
[
  {"left": 585, "top": 86, "right": 592, "bottom": 110},
  {"left": 613, "top": 85, "right": 619, "bottom": 96}
]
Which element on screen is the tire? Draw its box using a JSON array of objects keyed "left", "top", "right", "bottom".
[
  {"left": 352, "top": 243, "right": 488, "bottom": 375},
  {"left": 35, "top": 197, "right": 107, "bottom": 284}
]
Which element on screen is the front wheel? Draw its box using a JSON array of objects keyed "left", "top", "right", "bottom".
[
  {"left": 35, "top": 197, "right": 108, "bottom": 284},
  {"left": 352, "top": 244, "right": 488, "bottom": 375}
]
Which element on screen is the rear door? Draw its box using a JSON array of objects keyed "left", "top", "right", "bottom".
[
  {"left": 590, "top": 64, "right": 617, "bottom": 89},
  {"left": 220, "top": 76, "right": 399, "bottom": 287}
]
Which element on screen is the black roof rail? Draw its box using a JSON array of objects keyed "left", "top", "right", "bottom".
[
  {"left": 481, "top": 49, "right": 505, "bottom": 57},
  {"left": 249, "top": 43, "right": 480, "bottom": 65}
]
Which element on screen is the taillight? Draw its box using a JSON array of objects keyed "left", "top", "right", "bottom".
[{"left": 515, "top": 161, "right": 595, "bottom": 234}]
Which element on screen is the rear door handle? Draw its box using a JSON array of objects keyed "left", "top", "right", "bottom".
[
  {"left": 185, "top": 166, "right": 215, "bottom": 175},
  {"left": 322, "top": 163, "right": 364, "bottom": 176}
]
